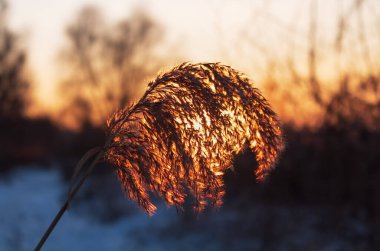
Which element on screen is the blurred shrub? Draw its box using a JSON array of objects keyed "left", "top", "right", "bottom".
[
  {"left": 58, "top": 6, "right": 165, "bottom": 128},
  {"left": 0, "top": 0, "right": 30, "bottom": 119}
]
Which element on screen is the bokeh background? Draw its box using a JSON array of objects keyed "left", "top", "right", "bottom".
[{"left": 1, "top": 0, "right": 379, "bottom": 250}]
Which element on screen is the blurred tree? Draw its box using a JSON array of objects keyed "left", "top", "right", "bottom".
[
  {"left": 59, "top": 6, "right": 164, "bottom": 128},
  {"left": 0, "top": 0, "right": 30, "bottom": 119}
]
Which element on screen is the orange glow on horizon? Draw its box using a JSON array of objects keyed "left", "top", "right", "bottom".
[{"left": 9, "top": 0, "right": 378, "bottom": 129}]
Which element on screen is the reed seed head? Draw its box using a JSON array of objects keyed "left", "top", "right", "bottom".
[{"left": 105, "top": 62, "right": 284, "bottom": 215}]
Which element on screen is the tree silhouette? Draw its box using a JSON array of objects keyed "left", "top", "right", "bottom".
[
  {"left": 0, "top": 0, "right": 30, "bottom": 119},
  {"left": 59, "top": 6, "right": 164, "bottom": 127}
]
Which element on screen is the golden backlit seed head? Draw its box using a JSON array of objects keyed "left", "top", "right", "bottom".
[{"left": 105, "top": 62, "right": 284, "bottom": 215}]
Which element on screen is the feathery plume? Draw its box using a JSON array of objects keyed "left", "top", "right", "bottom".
[
  {"left": 34, "top": 62, "right": 284, "bottom": 250},
  {"left": 105, "top": 62, "right": 284, "bottom": 215}
]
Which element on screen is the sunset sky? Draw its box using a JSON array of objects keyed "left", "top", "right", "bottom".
[{"left": 7, "top": 0, "right": 380, "bottom": 116}]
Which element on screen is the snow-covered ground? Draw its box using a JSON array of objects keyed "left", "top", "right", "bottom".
[{"left": 0, "top": 167, "right": 371, "bottom": 251}]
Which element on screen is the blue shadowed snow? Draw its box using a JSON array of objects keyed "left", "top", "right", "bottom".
[{"left": 0, "top": 167, "right": 370, "bottom": 251}]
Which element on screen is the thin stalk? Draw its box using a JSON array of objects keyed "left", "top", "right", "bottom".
[
  {"left": 34, "top": 109, "right": 129, "bottom": 251},
  {"left": 34, "top": 151, "right": 104, "bottom": 251}
]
